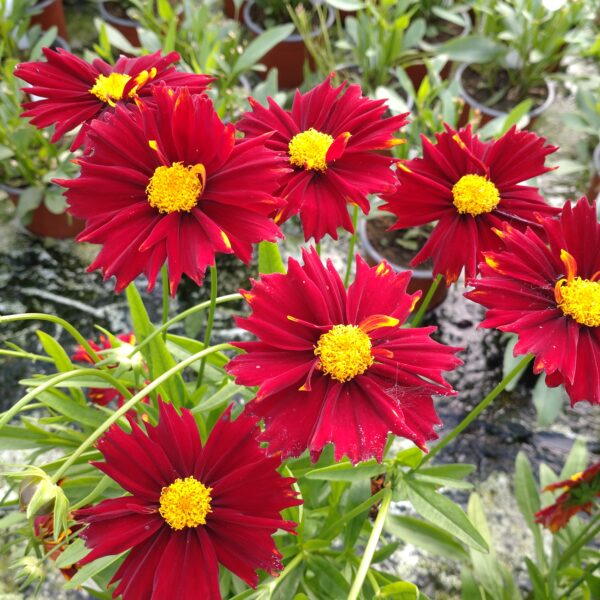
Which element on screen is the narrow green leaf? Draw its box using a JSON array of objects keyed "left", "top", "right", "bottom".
[
  {"left": 305, "top": 459, "right": 385, "bottom": 482},
  {"left": 378, "top": 581, "right": 419, "bottom": 599},
  {"left": 560, "top": 438, "right": 588, "bottom": 480},
  {"left": 258, "top": 241, "right": 286, "bottom": 275},
  {"left": 514, "top": 452, "right": 541, "bottom": 527},
  {"left": 524, "top": 557, "right": 550, "bottom": 600},
  {"left": 55, "top": 538, "right": 88, "bottom": 569},
  {"left": 232, "top": 23, "right": 295, "bottom": 75},
  {"left": 437, "top": 35, "right": 503, "bottom": 63},
  {"left": 64, "top": 554, "right": 124, "bottom": 589},
  {"left": 306, "top": 555, "right": 350, "bottom": 596}
]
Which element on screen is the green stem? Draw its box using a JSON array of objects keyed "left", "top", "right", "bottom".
[
  {"left": 0, "top": 314, "right": 100, "bottom": 363},
  {"left": 344, "top": 205, "right": 360, "bottom": 288},
  {"left": 51, "top": 343, "right": 231, "bottom": 483},
  {"left": 411, "top": 273, "right": 444, "bottom": 327},
  {"left": 558, "top": 511, "right": 600, "bottom": 568},
  {"left": 127, "top": 293, "right": 241, "bottom": 360},
  {"left": 196, "top": 265, "right": 218, "bottom": 388},
  {"left": 348, "top": 487, "right": 392, "bottom": 600},
  {"left": 559, "top": 559, "right": 600, "bottom": 599},
  {"left": 419, "top": 354, "right": 534, "bottom": 467},
  {"left": 0, "top": 368, "right": 133, "bottom": 431},
  {"left": 161, "top": 264, "right": 169, "bottom": 341},
  {"left": 315, "top": 242, "right": 321, "bottom": 256}
]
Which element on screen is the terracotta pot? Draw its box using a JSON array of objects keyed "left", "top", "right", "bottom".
[
  {"left": 455, "top": 63, "right": 556, "bottom": 129},
  {"left": 587, "top": 143, "right": 600, "bottom": 202},
  {"left": 98, "top": 0, "right": 140, "bottom": 48},
  {"left": 29, "top": 0, "right": 69, "bottom": 41},
  {"left": 358, "top": 217, "right": 447, "bottom": 313},
  {"left": 224, "top": 0, "right": 245, "bottom": 20},
  {"left": 2, "top": 184, "right": 84, "bottom": 239},
  {"left": 242, "top": 0, "right": 334, "bottom": 89}
]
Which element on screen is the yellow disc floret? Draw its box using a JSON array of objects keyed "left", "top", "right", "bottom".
[
  {"left": 288, "top": 128, "right": 334, "bottom": 172},
  {"left": 159, "top": 476, "right": 213, "bottom": 530},
  {"left": 451, "top": 174, "right": 500, "bottom": 216},
  {"left": 556, "top": 277, "right": 600, "bottom": 328},
  {"left": 315, "top": 324, "right": 374, "bottom": 382},
  {"left": 89, "top": 73, "right": 132, "bottom": 106},
  {"left": 146, "top": 162, "right": 206, "bottom": 214}
]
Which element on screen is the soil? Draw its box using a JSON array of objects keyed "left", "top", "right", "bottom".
[
  {"left": 365, "top": 215, "right": 434, "bottom": 271},
  {"left": 424, "top": 17, "right": 464, "bottom": 45},
  {"left": 248, "top": 1, "right": 316, "bottom": 31},
  {"left": 461, "top": 65, "right": 549, "bottom": 114}
]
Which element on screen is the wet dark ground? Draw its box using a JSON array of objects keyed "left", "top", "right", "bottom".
[{"left": 1, "top": 220, "right": 598, "bottom": 483}]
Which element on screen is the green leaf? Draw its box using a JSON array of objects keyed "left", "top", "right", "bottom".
[
  {"left": 514, "top": 452, "right": 541, "bottom": 527},
  {"left": 385, "top": 514, "right": 469, "bottom": 561},
  {"left": 15, "top": 187, "right": 43, "bottom": 218},
  {"left": 461, "top": 568, "right": 485, "bottom": 600},
  {"left": 306, "top": 556, "right": 350, "bottom": 597},
  {"left": 532, "top": 376, "right": 564, "bottom": 427},
  {"left": 126, "top": 284, "right": 189, "bottom": 408},
  {"left": 305, "top": 459, "right": 385, "bottom": 482},
  {"left": 500, "top": 99, "right": 533, "bottom": 134},
  {"left": 394, "top": 447, "right": 423, "bottom": 468},
  {"left": 55, "top": 538, "right": 88, "bottom": 569},
  {"left": 64, "top": 554, "right": 124, "bottom": 589},
  {"left": 232, "top": 23, "right": 295, "bottom": 76},
  {"left": 524, "top": 557, "right": 550, "bottom": 600},
  {"left": 417, "top": 464, "right": 476, "bottom": 480},
  {"left": 560, "top": 438, "right": 588, "bottom": 480},
  {"left": 258, "top": 241, "right": 286, "bottom": 275},
  {"left": 404, "top": 478, "right": 488, "bottom": 552},
  {"left": 324, "top": 0, "right": 365, "bottom": 9},
  {"left": 437, "top": 35, "right": 504, "bottom": 63},
  {"left": 502, "top": 334, "right": 524, "bottom": 392},
  {"left": 36, "top": 390, "right": 105, "bottom": 429},
  {"left": 378, "top": 581, "right": 419, "bottom": 599}
]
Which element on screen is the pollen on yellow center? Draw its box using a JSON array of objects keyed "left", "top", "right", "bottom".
[
  {"left": 556, "top": 277, "right": 600, "bottom": 328},
  {"left": 89, "top": 73, "right": 132, "bottom": 106},
  {"left": 451, "top": 174, "right": 500, "bottom": 216},
  {"left": 158, "top": 476, "right": 213, "bottom": 530},
  {"left": 288, "top": 128, "right": 334, "bottom": 172},
  {"left": 314, "top": 324, "right": 374, "bottom": 382},
  {"left": 146, "top": 162, "right": 206, "bottom": 214}
]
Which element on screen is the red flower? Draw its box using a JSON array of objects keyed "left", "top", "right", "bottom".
[
  {"left": 381, "top": 125, "right": 559, "bottom": 283},
  {"left": 236, "top": 75, "right": 408, "bottom": 243},
  {"left": 75, "top": 401, "right": 299, "bottom": 599},
  {"left": 15, "top": 48, "right": 212, "bottom": 149},
  {"left": 58, "top": 86, "right": 288, "bottom": 294},
  {"left": 535, "top": 461, "right": 600, "bottom": 532},
  {"left": 34, "top": 514, "right": 82, "bottom": 580},
  {"left": 72, "top": 333, "right": 136, "bottom": 406},
  {"left": 226, "top": 248, "right": 462, "bottom": 464},
  {"left": 466, "top": 198, "right": 600, "bottom": 406}
]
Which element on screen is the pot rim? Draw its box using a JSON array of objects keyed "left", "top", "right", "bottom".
[
  {"left": 243, "top": 0, "right": 334, "bottom": 43},
  {"left": 334, "top": 62, "right": 415, "bottom": 111},
  {"left": 421, "top": 7, "right": 472, "bottom": 49},
  {"left": 98, "top": 0, "right": 138, "bottom": 28},
  {"left": 357, "top": 216, "right": 435, "bottom": 279},
  {"left": 455, "top": 62, "right": 556, "bottom": 119},
  {"left": 27, "top": 0, "right": 57, "bottom": 13}
]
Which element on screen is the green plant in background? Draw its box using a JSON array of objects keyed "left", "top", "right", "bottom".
[
  {"left": 445, "top": 0, "right": 587, "bottom": 105},
  {"left": 0, "top": 0, "right": 48, "bottom": 62},
  {"left": 413, "top": 0, "right": 471, "bottom": 47},
  {"left": 254, "top": 0, "right": 307, "bottom": 27},
  {"left": 562, "top": 83, "right": 600, "bottom": 157}
]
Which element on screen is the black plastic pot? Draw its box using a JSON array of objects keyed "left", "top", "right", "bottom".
[{"left": 98, "top": 0, "right": 140, "bottom": 47}]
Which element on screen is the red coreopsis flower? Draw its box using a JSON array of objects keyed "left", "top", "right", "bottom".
[
  {"left": 535, "top": 461, "right": 600, "bottom": 532},
  {"left": 236, "top": 75, "right": 408, "bottom": 243},
  {"left": 466, "top": 198, "right": 600, "bottom": 406},
  {"left": 380, "top": 125, "right": 559, "bottom": 284},
  {"left": 58, "top": 86, "right": 288, "bottom": 294},
  {"left": 226, "top": 248, "right": 462, "bottom": 464},
  {"left": 72, "top": 333, "right": 136, "bottom": 406},
  {"left": 75, "top": 401, "right": 300, "bottom": 599},
  {"left": 15, "top": 48, "right": 213, "bottom": 149}
]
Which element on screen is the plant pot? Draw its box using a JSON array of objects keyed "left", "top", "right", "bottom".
[
  {"left": 98, "top": 0, "right": 140, "bottom": 48},
  {"left": 28, "top": 0, "right": 69, "bottom": 41},
  {"left": 224, "top": 0, "right": 245, "bottom": 20},
  {"left": 455, "top": 63, "right": 556, "bottom": 129},
  {"left": 242, "top": 0, "right": 335, "bottom": 89},
  {"left": 587, "top": 143, "right": 600, "bottom": 202},
  {"left": 358, "top": 216, "right": 447, "bottom": 313},
  {"left": 1, "top": 184, "right": 84, "bottom": 239}
]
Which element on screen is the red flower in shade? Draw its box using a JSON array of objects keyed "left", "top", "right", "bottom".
[
  {"left": 226, "top": 248, "right": 462, "bottom": 464},
  {"left": 380, "top": 125, "right": 559, "bottom": 284},
  {"left": 15, "top": 48, "right": 212, "bottom": 149},
  {"left": 466, "top": 198, "right": 600, "bottom": 406},
  {"left": 535, "top": 461, "right": 600, "bottom": 532},
  {"left": 58, "top": 86, "right": 288, "bottom": 295},
  {"left": 34, "top": 514, "right": 82, "bottom": 580},
  {"left": 72, "top": 333, "right": 137, "bottom": 406},
  {"left": 75, "top": 401, "right": 300, "bottom": 599},
  {"left": 236, "top": 75, "right": 408, "bottom": 243}
]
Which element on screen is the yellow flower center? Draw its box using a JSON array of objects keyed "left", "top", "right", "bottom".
[
  {"left": 314, "top": 324, "right": 374, "bottom": 382},
  {"left": 89, "top": 73, "right": 132, "bottom": 106},
  {"left": 288, "top": 128, "right": 334, "bottom": 172},
  {"left": 146, "top": 162, "right": 206, "bottom": 214},
  {"left": 158, "top": 476, "right": 213, "bottom": 530},
  {"left": 451, "top": 174, "right": 500, "bottom": 216},
  {"left": 556, "top": 277, "right": 600, "bottom": 327}
]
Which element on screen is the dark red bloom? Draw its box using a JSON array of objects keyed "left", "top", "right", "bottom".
[
  {"left": 466, "top": 198, "right": 600, "bottom": 406},
  {"left": 58, "top": 86, "right": 288, "bottom": 294},
  {"left": 237, "top": 75, "right": 408, "bottom": 242},
  {"left": 75, "top": 401, "right": 299, "bottom": 599},
  {"left": 535, "top": 461, "right": 600, "bottom": 532},
  {"left": 15, "top": 48, "right": 212, "bottom": 149},
  {"left": 226, "top": 248, "right": 462, "bottom": 464},
  {"left": 34, "top": 514, "right": 82, "bottom": 580},
  {"left": 381, "top": 125, "right": 559, "bottom": 283},
  {"left": 72, "top": 333, "right": 136, "bottom": 406}
]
